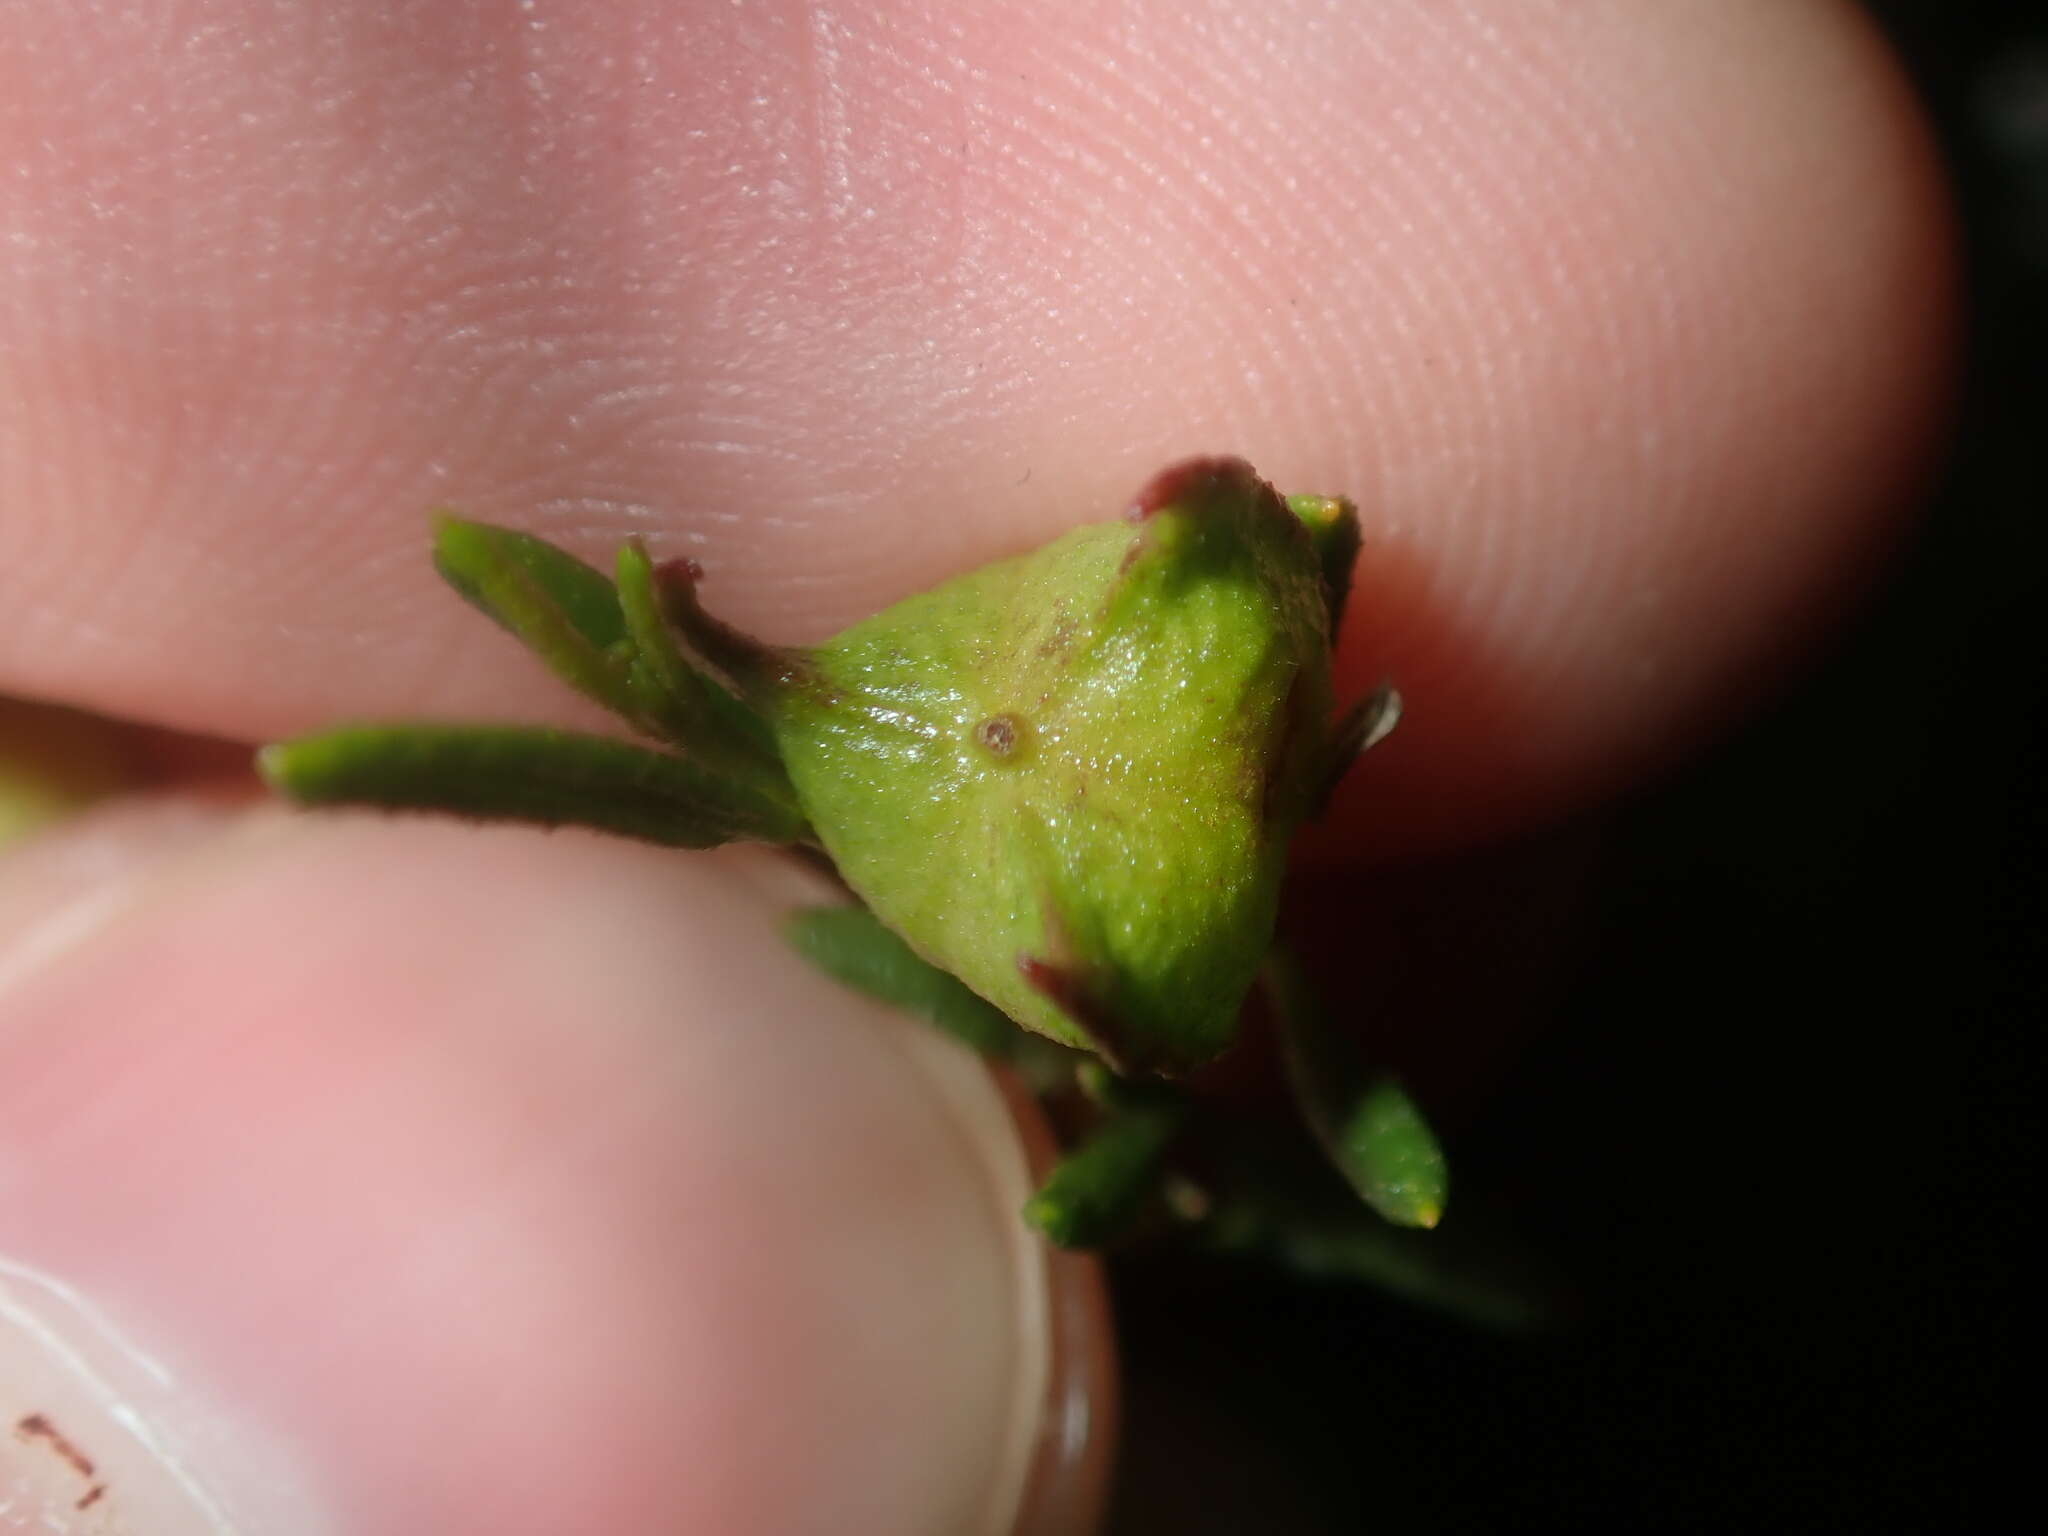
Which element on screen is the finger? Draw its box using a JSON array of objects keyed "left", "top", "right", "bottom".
[
  {"left": 0, "top": 0, "right": 1950, "bottom": 851},
  {"left": 0, "top": 807, "right": 1112, "bottom": 1533}
]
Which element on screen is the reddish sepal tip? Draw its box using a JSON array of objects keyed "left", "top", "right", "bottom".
[{"left": 1125, "top": 455, "right": 1259, "bottom": 522}]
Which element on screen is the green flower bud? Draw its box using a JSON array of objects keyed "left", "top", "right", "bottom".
[
  {"left": 256, "top": 459, "right": 1488, "bottom": 1263},
  {"left": 768, "top": 458, "right": 1343, "bottom": 1074},
  {"left": 262, "top": 457, "right": 1378, "bottom": 1081}
]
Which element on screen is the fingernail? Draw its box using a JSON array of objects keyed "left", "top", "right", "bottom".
[
  {"left": 852, "top": 1001, "right": 1118, "bottom": 1536},
  {"left": 993, "top": 1075, "right": 1120, "bottom": 1536},
  {"left": 2, "top": 799, "right": 331, "bottom": 1532},
  {"left": 1, "top": 1258, "right": 324, "bottom": 1533},
  {"left": 0, "top": 816, "right": 1118, "bottom": 1534},
  {"left": 716, "top": 852, "right": 1119, "bottom": 1535}
]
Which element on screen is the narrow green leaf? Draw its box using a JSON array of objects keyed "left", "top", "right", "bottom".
[
  {"left": 433, "top": 517, "right": 626, "bottom": 648},
  {"left": 1265, "top": 948, "right": 1448, "bottom": 1229},
  {"left": 1182, "top": 1130, "right": 1549, "bottom": 1331},
  {"left": 1337, "top": 1079, "right": 1445, "bottom": 1226},
  {"left": 1024, "top": 1094, "right": 1186, "bottom": 1248},
  {"left": 785, "top": 905, "right": 1033, "bottom": 1058},
  {"left": 615, "top": 538, "right": 783, "bottom": 767},
  {"left": 432, "top": 518, "right": 640, "bottom": 722},
  {"left": 260, "top": 723, "right": 808, "bottom": 847}
]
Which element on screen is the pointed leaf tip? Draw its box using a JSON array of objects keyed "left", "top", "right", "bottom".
[
  {"left": 1338, "top": 1076, "right": 1450, "bottom": 1230},
  {"left": 428, "top": 517, "right": 641, "bottom": 723},
  {"left": 431, "top": 517, "right": 627, "bottom": 652},
  {"left": 1266, "top": 950, "right": 1450, "bottom": 1230}
]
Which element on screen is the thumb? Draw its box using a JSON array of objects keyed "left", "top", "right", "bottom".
[{"left": 0, "top": 802, "right": 1111, "bottom": 1533}]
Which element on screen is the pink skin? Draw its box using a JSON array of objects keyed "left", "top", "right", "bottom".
[
  {"left": 1, "top": 812, "right": 1085, "bottom": 1532},
  {"left": 0, "top": 2, "right": 1947, "bottom": 1532}
]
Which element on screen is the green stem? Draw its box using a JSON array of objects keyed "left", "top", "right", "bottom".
[{"left": 614, "top": 538, "right": 785, "bottom": 770}]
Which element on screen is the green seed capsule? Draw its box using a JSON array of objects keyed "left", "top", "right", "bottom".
[
  {"left": 262, "top": 458, "right": 1380, "bottom": 1086},
  {"left": 256, "top": 457, "right": 1450, "bottom": 1260},
  {"left": 768, "top": 459, "right": 1341, "bottom": 1074}
]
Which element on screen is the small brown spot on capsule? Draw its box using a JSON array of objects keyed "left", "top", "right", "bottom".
[{"left": 974, "top": 712, "right": 1028, "bottom": 759}]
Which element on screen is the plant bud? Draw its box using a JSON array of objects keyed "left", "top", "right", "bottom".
[{"left": 770, "top": 458, "right": 1347, "bottom": 1074}]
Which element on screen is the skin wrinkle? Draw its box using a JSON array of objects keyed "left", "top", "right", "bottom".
[
  {"left": 1153, "top": 47, "right": 1339, "bottom": 457},
  {"left": 1407, "top": 14, "right": 1676, "bottom": 665},
  {"left": 1290, "top": 24, "right": 1502, "bottom": 562},
  {"left": 990, "top": 19, "right": 1329, "bottom": 480}
]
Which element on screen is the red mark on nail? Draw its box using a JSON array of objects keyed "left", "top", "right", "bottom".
[{"left": 15, "top": 1413, "right": 108, "bottom": 1511}]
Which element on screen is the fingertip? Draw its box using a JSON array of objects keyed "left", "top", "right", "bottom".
[
  {"left": 0, "top": 809, "right": 1114, "bottom": 1533},
  {"left": 1298, "top": 0, "right": 1956, "bottom": 855},
  {"left": 0, "top": 1, "right": 1953, "bottom": 863}
]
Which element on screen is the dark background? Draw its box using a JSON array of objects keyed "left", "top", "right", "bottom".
[{"left": 1109, "top": 7, "right": 2035, "bottom": 1529}]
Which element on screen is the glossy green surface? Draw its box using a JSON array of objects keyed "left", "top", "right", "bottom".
[{"left": 771, "top": 462, "right": 1336, "bottom": 1074}]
